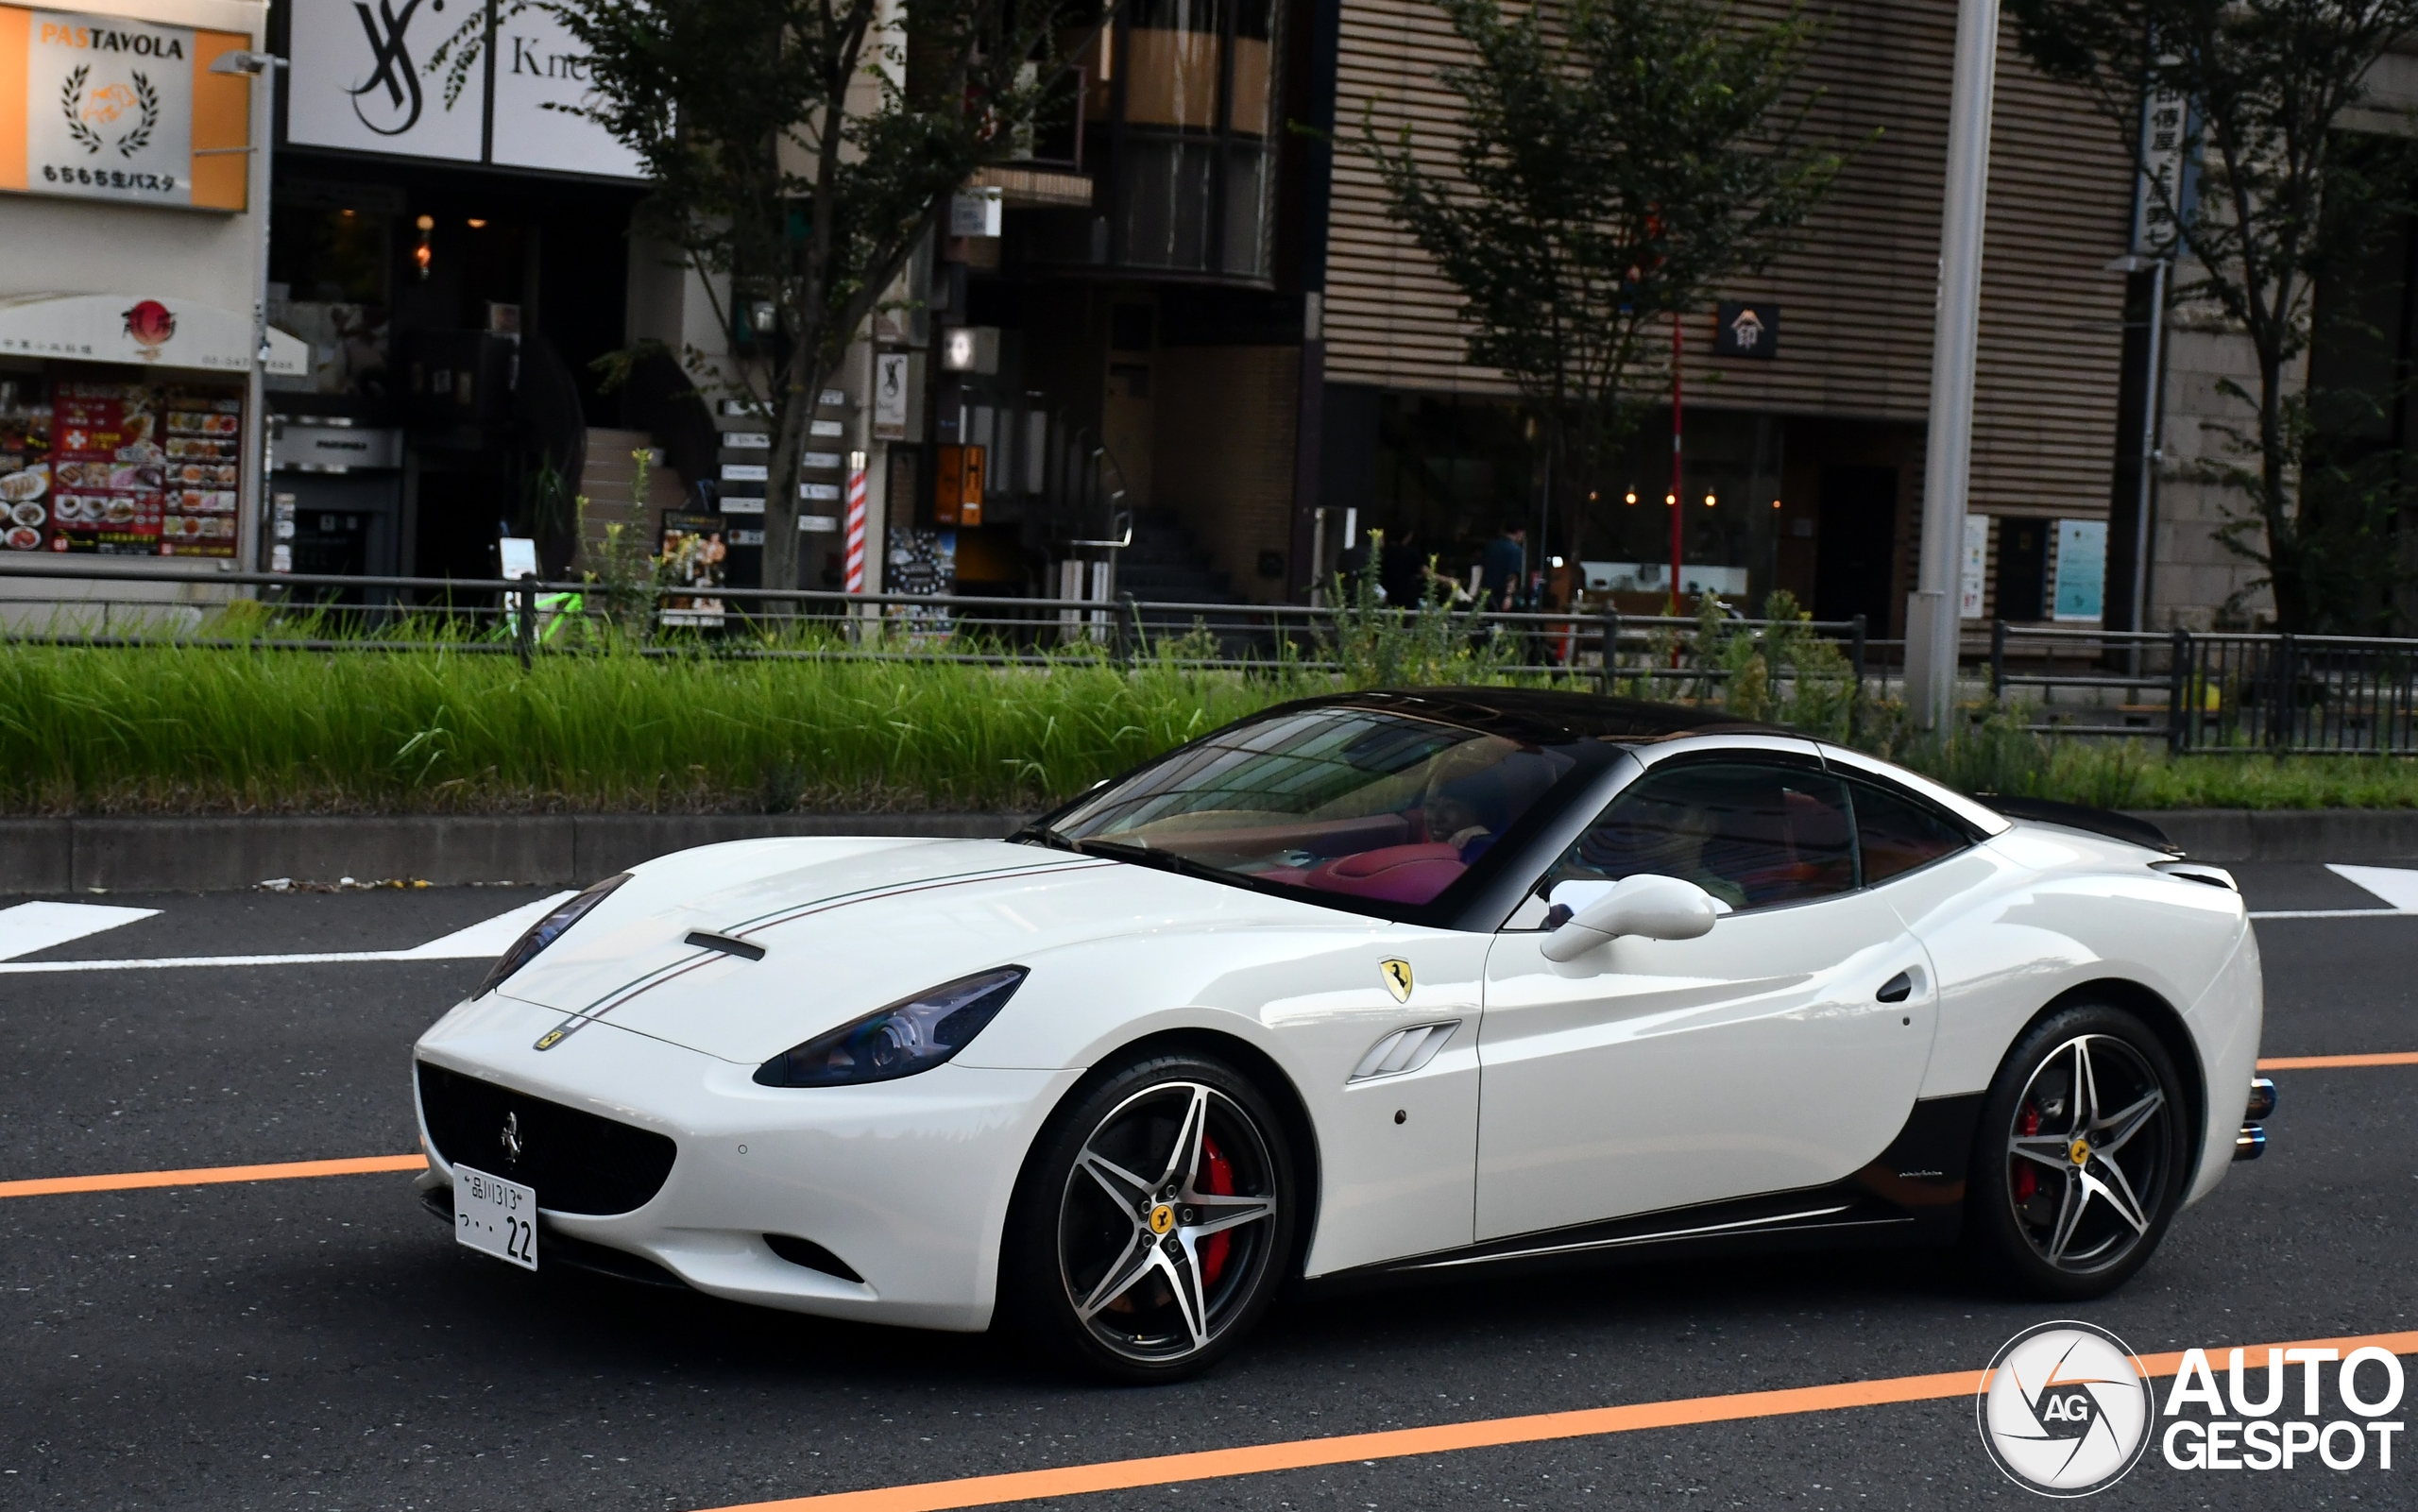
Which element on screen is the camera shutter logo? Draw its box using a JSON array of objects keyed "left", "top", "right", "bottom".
[{"left": 1977, "top": 1320, "right": 2156, "bottom": 1496}]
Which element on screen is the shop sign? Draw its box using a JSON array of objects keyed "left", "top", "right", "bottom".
[
  {"left": 657, "top": 512, "right": 726, "bottom": 626},
  {"left": 1, "top": 5, "right": 254, "bottom": 211},
  {"left": 1959, "top": 514, "right": 1989, "bottom": 620},
  {"left": 874, "top": 351, "right": 911, "bottom": 440},
  {"left": 0, "top": 292, "right": 307, "bottom": 374},
  {"left": 284, "top": 0, "right": 642, "bottom": 178},
  {"left": 2052, "top": 518, "right": 2107, "bottom": 621},
  {"left": 1712, "top": 300, "right": 1778, "bottom": 359}
]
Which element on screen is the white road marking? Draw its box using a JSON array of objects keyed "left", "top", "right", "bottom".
[
  {"left": 391, "top": 892, "right": 576, "bottom": 960},
  {"left": 0, "top": 902, "right": 162, "bottom": 961},
  {"left": 0, "top": 892, "right": 575, "bottom": 976},
  {"left": 2329, "top": 863, "right": 2418, "bottom": 910}
]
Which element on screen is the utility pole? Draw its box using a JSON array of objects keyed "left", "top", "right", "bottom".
[
  {"left": 210, "top": 46, "right": 285, "bottom": 580},
  {"left": 1906, "top": 0, "right": 2000, "bottom": 728},
  {"left": 1669, "top": 311, "right": 1684, "bottom": 612}
]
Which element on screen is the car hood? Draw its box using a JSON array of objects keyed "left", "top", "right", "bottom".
[{"left": 486, "top": 835, "right": 1336, "bottom": 1064}]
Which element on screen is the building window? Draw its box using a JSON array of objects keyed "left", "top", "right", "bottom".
[{"left": 1097, "top": 0, "right": 1279, "bottom": 280}]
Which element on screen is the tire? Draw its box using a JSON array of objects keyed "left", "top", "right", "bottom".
[
  {"left": 1964, "top": 1004, "right": 2191, "bottom": 1300},
  {"left": 1002, "top": 1051, "right": 1299, "bottom": 1383}
]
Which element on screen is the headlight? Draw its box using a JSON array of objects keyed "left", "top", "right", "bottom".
[
  {"left": 754, "top": 967, "right": 1029, "bottom": 1087},
  {"left": 474, "top": 874, "right": 630, "bottom": 999}
]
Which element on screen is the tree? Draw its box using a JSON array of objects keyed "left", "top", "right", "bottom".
[
  {"left": 1362, "top": 0, "right": 1843, "bottom": 563},
  {"left": 445, "top": 0, "right": 1099, "bottom": 599},
  {"left": 2007, "top": 0, "right": 2418, "bottom": 632}
]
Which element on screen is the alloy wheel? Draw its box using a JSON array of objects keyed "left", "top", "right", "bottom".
[
  {"left": 1056, "top": 1079, "right": 1281, "bottom": 1365},
  {"left": 2003, "top": 1032, "right": 2175, "bottom": 1273}
]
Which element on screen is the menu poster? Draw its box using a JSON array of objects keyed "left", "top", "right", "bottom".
[
  {"left": 657, "top": 513, "right": 727, "bottom": 627},
  {"left": 51, "top": 381, "right": 162, "bottom": 553},
  {"left": 0, "top": 395, "right": 48, "bottom": 552},
  {"left": 9, "top": 377, "right": 241, "bottom": 556},
  {"left": 159, "top": 388, "right": 242, "bottom": 556}
]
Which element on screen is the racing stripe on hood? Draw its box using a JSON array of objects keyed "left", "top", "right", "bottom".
[{"left": 526, "top": 857, "right": 1112, "bottom": 1053}]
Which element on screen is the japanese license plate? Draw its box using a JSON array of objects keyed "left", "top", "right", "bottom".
[{"left": 452, "top": 1164, "right": 537, "bottom": 1271}]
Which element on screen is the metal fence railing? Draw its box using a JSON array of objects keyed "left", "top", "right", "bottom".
[
  {"left": 2164, "top": 629, "right": 2418, "bottom": 755},
  {"left": 0, "top": 559, "right": 1870, "bottom": 686},
  {"left": 15, "top": 558, "right": 2418, "bottom": 753}
]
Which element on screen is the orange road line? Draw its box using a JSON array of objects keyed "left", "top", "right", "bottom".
[
  {"left": 0, "top": 1153, "right": 427, "bottom": 1199},
  {"left": 702, "top": 1329, "right": 2418, "bottom": 1512},
  {"left": 2259, "top": 1051, "right": 2418, "bottom": 1070}
]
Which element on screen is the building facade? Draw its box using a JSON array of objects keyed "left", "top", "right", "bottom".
[{"left": 1, "top": 0, "right": 290, "bottom": 604}]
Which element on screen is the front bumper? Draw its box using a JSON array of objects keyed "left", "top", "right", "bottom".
[{"left": 413, "top": 1005, "right": 1080, "bottom": 1332}]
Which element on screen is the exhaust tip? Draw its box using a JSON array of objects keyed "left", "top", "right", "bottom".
[
  {"left": 2235, "top": 1122, "right": 2267, "bottom": 1162},
  {"left": 2246, "top": 1076, "right": 2277, "bottom": 1121}
]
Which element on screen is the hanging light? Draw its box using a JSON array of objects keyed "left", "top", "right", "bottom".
[
  {"left": 1703, "top": 492, "right": 1717, "bottom": 508},
  {"left": 1771, "top": 498, "right": 1783, "bottom": 509},
  {"left": 1664, "top": 493, "right": 1676, "bottom": 506},
  {"left": 414, "top": 214, "right": 434, "bottom": 280},
  {"left": 1625, "top": 489, "right": 1638, "bottom": 505}
]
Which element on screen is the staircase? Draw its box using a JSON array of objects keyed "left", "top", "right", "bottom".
[
  {"left": 1115, "top": 511, "right": 1241, "bottom": 605},
  {"left": 1106, "top": 512, "right": 1286, "bottom": 657}
]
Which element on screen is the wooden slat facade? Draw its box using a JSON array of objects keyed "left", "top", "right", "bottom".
[{"left": 1322, "top": 0, "right": 2137, "bottom": 522}]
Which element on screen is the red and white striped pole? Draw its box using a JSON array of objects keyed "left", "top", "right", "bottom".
[{"left": 843, "top": 451, "right": 868, "bottom": 593}]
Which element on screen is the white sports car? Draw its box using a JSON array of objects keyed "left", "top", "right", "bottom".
[{"left": 412, "top": 690, "right": 2269, "bottom": 1380}]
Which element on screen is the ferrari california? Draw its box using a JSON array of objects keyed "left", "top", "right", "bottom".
[{"left": 412, "top": 688, "right": 2268, "bottom": 1380}]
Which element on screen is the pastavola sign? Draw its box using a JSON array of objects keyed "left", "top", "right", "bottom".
[{"left": 0, "top": 4, "right": 253, "bottom": 211}]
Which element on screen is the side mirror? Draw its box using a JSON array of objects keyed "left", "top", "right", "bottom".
[{"left": 1539, "top": 874, "right": 1721, "bottom": 961}]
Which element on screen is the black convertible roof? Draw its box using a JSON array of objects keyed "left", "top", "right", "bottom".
[{"left": 1276, "top": 688, "right": 1788, "bottom": 745}]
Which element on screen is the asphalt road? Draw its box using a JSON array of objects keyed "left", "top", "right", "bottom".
[{"left": 0, "top": 865, "right": 2410, "bottom": 1511}]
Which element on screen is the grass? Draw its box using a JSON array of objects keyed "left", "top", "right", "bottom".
[
  {"left": 6, "top": 633, "right": 2418, "bottom": 814},
  {"left": 0, "top": 641, "right": 1305, "bottom": 815}
]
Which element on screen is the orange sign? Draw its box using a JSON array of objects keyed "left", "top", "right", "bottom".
[
  {"left": 0, "top": 5, "right": 252, "bottom": 211},
  {"left": 934, "top": 444, "right": 985, "bottom": 527}
]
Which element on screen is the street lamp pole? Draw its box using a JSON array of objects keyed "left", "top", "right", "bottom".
[
  {"left": 1906, "top": 0, "right": 2000, "bottom": 728},
  {"left": 209, "top": 47, "right": 285, "bottom": 580}
]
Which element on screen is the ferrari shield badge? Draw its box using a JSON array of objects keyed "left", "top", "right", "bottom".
[{"left": 1380, "top": 959, "right": 1414, "bottom": 1003}]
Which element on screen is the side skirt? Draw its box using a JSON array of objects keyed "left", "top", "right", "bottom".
[{"left": 1314, "top": 1093, "right": 1984, "bottom": 1290}]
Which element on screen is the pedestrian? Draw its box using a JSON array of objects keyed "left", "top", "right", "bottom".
[{"left": 1479, "top": 524, "right": 1525, "bottom": 611}]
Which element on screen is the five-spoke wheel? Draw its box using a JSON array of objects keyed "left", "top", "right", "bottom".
[
  {"left": 1967, "top": 1006, "right": 2188, "bottom": 1299},
  {"left": 1005, "top": 1052, "right": 1296, "bottom": 1381}
]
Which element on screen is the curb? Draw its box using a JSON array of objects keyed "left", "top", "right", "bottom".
[
  {"left": 0, "top": 813, "right": 1029, "bottom": 894},
  {"left": 4, "top": 807, "right": 2411, "bottom": 895},
  {"left": 2128, "top": 808, "right": 2418, "bottom": 864}
]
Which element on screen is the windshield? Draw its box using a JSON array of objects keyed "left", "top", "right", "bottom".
[{"left": 1038, "top": 705, "right": 1578, "bottom": 909}]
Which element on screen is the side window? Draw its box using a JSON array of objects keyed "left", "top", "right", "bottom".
[
  {"left": 1541, "top": 762, "right": 1858, "bottom": 911},
  {"left": 1846, "top": 775, "right": 1973, "bottom": 884}
]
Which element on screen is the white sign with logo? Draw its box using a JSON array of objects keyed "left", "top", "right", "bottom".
[
  {"left": 286, "top": 0, "right": 485, "bottom": 161},
  {"left": 24, "top": 8, "right": 195, "bottom": 206},
  {"left": 488, "top": 5, "right": 642, "bottom": 177},
  {"left": 874, "top": 350, "right": 911, "bottom": 440},
  {"left": 1959, "top": 513, "right": 1990, "bottom": 620},
  {"left": 285, "top": 0, "right": 641, "bottom": 178}
]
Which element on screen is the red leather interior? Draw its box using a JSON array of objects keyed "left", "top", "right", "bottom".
[
  {"left": 1136, "top": 811, "right": 1410, "bottom": 863},
  {"left": 1299, "top": 842, "right": 1468, "bottom": 905}
]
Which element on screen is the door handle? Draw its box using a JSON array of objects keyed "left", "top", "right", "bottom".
[{"left": 1875, "top": 972, "right": 1913, "bottom": 1004}]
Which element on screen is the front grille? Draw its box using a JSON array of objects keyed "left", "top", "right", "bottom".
[{"left": 416, "top": 1061, "right": 677, "bottom": 1215}]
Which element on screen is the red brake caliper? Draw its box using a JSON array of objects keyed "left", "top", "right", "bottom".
[
  {"left": 1199, "top": 1136, "right": 1235, "bottom": 1285},
  {"left": 2014, "top": 1103, "right": 2039, "bottom": 1204}
]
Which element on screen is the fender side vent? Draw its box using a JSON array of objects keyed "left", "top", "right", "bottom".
[
  {"left": 765, "top": 1233, "right": 864, "bottom": 1283},
  {"left": 1350, "top": 1020, "right": 1462, "bottom": 1082}
]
